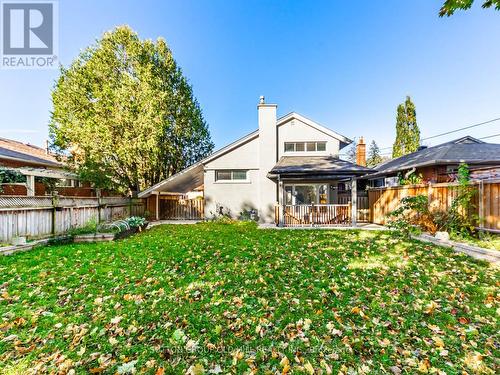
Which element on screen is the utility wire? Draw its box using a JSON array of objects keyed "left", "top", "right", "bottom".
[
  {"left": 340, "top": 132, "right": 500, "bottom": 158},
  {"left": 479, "top": 133, "right": 500, "bottom": 140},
  {"left": 421, "top": 117, "right": 500, "bottom": 141},
  {"left": 375, "top": 116, "right": 500, "bottom": 151}
]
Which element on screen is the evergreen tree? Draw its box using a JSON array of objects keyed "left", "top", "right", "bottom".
[
  {"left": 392, "top": 96, "right": 420, "bottom": 158},
  {"left": 49, "top": 26, "right": 214, "bottom": 194},
  {"left": 367, "top": 140, "right": 383, "bottom": 167}
]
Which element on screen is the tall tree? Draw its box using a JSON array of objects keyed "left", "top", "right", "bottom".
[
  {"left": 439, "top": 0, "right": 500, "bottom": 16},
  {"left": 49, "top": 26, "right": 214, "bottom": 194},
  {"left": 367, "top": 140, "right": 383, "bottom": 167},
  {"left": 392, "top": 96, "right": 420, "bottom": 158}
]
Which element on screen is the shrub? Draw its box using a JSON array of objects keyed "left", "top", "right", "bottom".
[
  {"left": 126, "top": 216, "right": 146, "bottom": 228},
  {"left": 239, "top": 209, "right": 259, "bottom": 222},
  {"left": 387, "top": 195, "right": 438, "bottom": 237},
  {"left": 388, "top": 164, "right": 478, "bottom": 239}
]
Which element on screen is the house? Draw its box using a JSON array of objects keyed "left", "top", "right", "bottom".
[
  {"left": 366, "top": 136, "right": 500, "bottom": 187},
  {"left": 0, "top": 137, "right": 96, "bottom": 196},
  {"left": 139, "top": 97, "right": 373, "bottom": 225}
]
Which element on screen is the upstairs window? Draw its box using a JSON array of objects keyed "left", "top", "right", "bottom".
[
  {"left": 215, "top": 170, "right": 248, "bottom": 181},
  {"left": 284, "top": 141, "right": 326, "bottom": 152}
]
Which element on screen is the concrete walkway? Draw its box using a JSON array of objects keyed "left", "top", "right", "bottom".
[
  {"left": 148, "top": 220, "right": 201, "bottom": 228},
  {"left": 414, "top": 234, "right": 499, "bottom": 264}
]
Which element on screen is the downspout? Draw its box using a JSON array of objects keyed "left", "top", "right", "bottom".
[{"left": 404, "top": 167, "right": 416, "bottom": 179}]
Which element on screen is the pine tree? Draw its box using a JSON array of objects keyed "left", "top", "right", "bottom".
[
  {"left": 367, "top": 140, "right": 383, "bottom": 167},
  {"left": 392, "top": 96, "right": 420, "bottom": 158}
]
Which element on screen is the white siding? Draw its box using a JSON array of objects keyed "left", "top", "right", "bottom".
[{"left": 278, "top": 118, "right": 340, "bottom": 158}]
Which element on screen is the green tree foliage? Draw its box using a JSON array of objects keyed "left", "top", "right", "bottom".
[
  {"left": 439, "top": 0, "right": 500, "bottom": 16},
  {"left": 392, "top": 96, "right": 420, "bottom": 158},
  {"left": 49, "top": 26, "right": 214, "bottom": 194},
  {"left": 366, "top": 140, "right": 383, "bottom": 167}
]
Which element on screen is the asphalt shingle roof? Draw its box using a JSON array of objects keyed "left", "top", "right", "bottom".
[
  {"left": 367, "top": 136, "right": 500, "bottom": 178},
  {"left": 0, "top": 146, "right": 61, "bottom": 167},
  {"left": 269, "top": 156, "right": 373, "bottom": 176},
  {"left": 0, "top": 137, "right": 62, "bottom": 167}
]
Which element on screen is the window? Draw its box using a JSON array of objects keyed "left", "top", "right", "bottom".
[
  {"left": 215, "top": 170, "right": 248, "bottom": 181},
  {"left": 284, "top": 184, "right": 333, "bottom": 205},
  {"left": 284, "top": 141, "right": 327, "bottom": 152},
  {"left": 316, "top": 142, "right": 326, "bottom": 151}
]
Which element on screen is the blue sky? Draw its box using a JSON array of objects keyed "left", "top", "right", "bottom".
[{"left": 1, "top": 0, "right": 499, "bottom": 157}]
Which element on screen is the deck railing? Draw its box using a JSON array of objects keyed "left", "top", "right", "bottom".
[{"left": 275, "top": 204, "right": 351, "bottom": 227}]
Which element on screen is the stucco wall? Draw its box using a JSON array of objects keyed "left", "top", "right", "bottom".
[
  {"left": 204, "top": 169, "right": 260, "bottom": 219},
  {"left": 277, "top": 118, "right": 340, "bottom": 158},
  {"left": 204, "top": 137, "right": 261, "bottom": 219}
]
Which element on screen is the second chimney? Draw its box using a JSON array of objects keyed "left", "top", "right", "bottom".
[{"left": 356, "top": 137, "right": 366, "bottom": 167}]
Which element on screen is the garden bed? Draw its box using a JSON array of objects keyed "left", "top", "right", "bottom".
[{"left": 73, "top": 222, "right": 149, "bottom": 243}]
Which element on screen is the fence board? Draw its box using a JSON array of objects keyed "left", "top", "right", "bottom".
[
  {"left": 159, "top": 197, "right": 204, "bottom": 220},
  {"left": 0, "top": 196, "right": 145, "bottom": 242},
  {"left": 369, "top": 180, "right": 499, "bottom": 231}
]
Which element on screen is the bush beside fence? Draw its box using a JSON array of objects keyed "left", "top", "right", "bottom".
[
  {"left": 0, "top": 196, "right": 145, "bottom": 242},
  {"left": 368, "top": 180, "right": 499, "bottom": 231}
]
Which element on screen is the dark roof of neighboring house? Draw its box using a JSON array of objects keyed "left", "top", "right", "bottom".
[
  {"left": 0, "top": 137, "right": 62, "bottom": 167},
  {"left": 269, "top": 156, "right": 373, "bottom": 178},
  {"left": 366, "top": 136, "right": 500, "bottom": 179}
]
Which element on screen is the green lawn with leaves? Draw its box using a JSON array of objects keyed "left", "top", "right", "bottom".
[{"left": 0, "top": 223, "right": 498, "bottom": 374}]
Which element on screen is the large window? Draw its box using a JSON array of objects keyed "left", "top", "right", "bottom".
[
  {"left": 285, "top": 184, "right": 329, "bottom": 205},
  {"left": 215, "top": 170, "right": 248, "bottom": 181},
  {"left": 284, "top": 141, "right": 326, "bottom": 152}
]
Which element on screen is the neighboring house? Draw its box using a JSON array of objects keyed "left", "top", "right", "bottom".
[
  {"left": 0, "top": 137, "right": 96, "bottom": 196},
  {"left": 366, "top": 136, "right": 500, "bottom": 187},
  {"left": 139, "top": 97, "right": 372, "bottom": 225}
]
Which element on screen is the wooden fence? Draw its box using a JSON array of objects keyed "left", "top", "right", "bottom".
[
  {"left": 338, "top": 192, "right": 369, "bottom": 222},
  {"left": 368, "top": 180, "right": 499, "bottom": 231},
  {"left": 0, "top": 196, "right": 145, "bottom": 242},
  {"left": 159, "top": 196, "right": 204, "bottom": 220}
]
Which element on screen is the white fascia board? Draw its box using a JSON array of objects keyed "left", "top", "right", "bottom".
[
  {"left": 277, "top": 112, "right": 352, "bottom": 145},
  {"left": 138, "top": 162, "right": 203, "bottom": 198},
  {"left": 138, "top": 130, "right": 259, "bottom": 198}
]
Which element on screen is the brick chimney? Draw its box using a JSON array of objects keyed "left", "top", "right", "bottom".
[{"left": 356, "top": 137, "right": 366, "bottom": 166}]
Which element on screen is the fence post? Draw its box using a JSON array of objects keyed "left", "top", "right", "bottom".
[
  {"left": 478, "top": 180, "right": 484, "bottom": 230},
  {"left": 427, "top": 183, "right": 433, "bottom": 212},
  {"left": 97, "top": 196, "right": 102, "bottom": 223},
  {"left": 51, "top": 195, "right": 57, "bottom": 235},
  {"left": 351, "top": 178, "right": 357, "bottom": 227}
]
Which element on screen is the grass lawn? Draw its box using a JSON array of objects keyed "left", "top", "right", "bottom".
[{"left": 0, "top": 223, "right": 498, "bottom": 374}]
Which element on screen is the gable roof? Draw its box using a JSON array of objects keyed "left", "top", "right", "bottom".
[
  {"left": 138, "top": 130, "right": 258, "bottom": 197},
  {"left": 0, "top": 138, "right": 62, "bottom": 168},
  {"left": 277, "top": 112, "right": 352, "bottom": 148},
  {"left": 366, "top": 136, "right": 500, "bottom": 179},
  {"left": 139, "top": 112, "right": 351, "bottom": 197}
]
